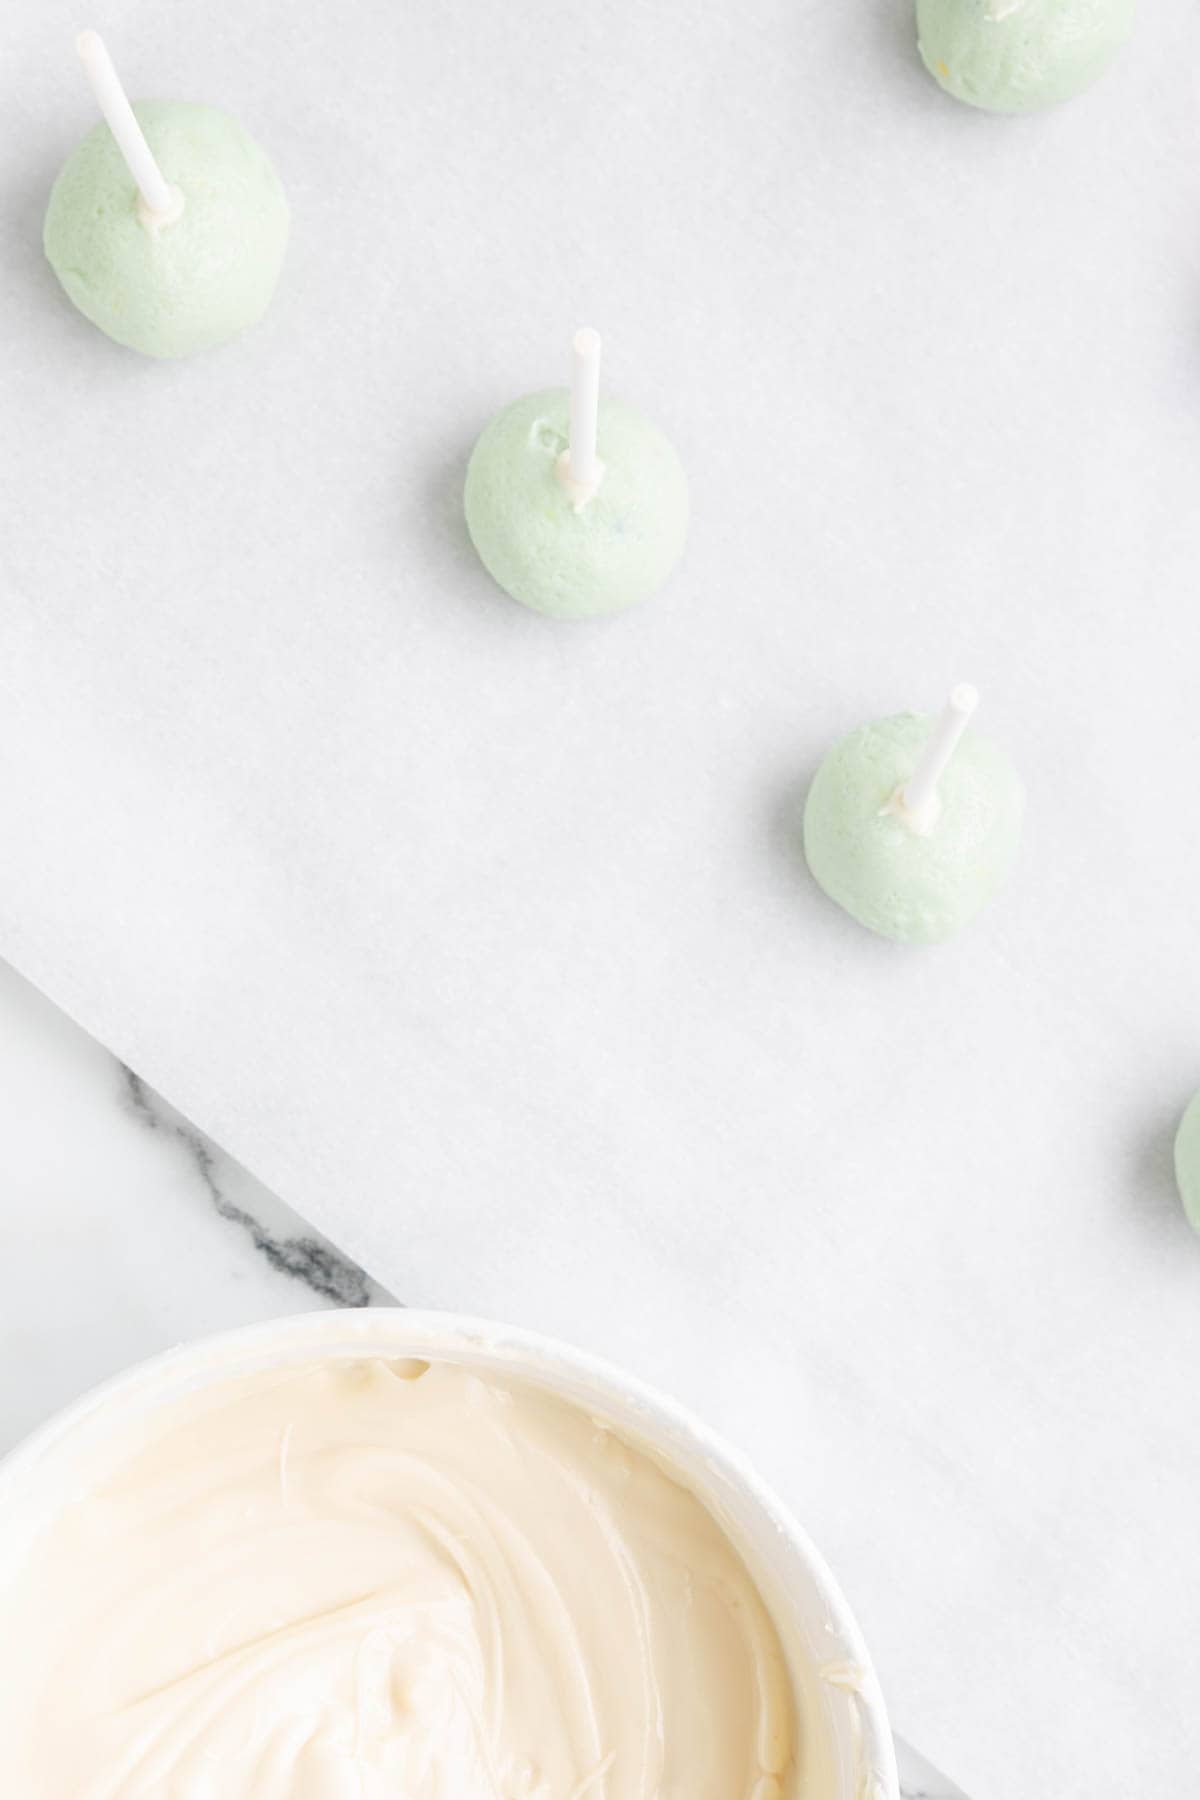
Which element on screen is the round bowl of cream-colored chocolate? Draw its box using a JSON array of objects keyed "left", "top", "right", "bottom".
[{"left": 0, "top": 1309, "right": 898, "bottom": 1800}]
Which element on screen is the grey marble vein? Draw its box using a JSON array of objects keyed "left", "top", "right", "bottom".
[{"left": 122, "top": 1069, "right": 388, "bottom": 1309}]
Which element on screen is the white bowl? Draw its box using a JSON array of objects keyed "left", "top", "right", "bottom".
[{"left": 0, "top": 1309, "right": 899, "bottom": 1800}]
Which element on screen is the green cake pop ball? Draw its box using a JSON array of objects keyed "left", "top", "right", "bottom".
[
  {"left": 1174, "top": 1093, "right": 1200, "bottom": 1233},
  {"left": 916, "top": 0, "right": 1135, "bottom": 113},
  {"left": 463, "top": 387, "right": 688, "bottom": 619},
  {"left": 44, "top": 100, "right": 288, "bottom": 358},
  {"left": 803, "top": 692, "right": 1023, "bottom": 945}
]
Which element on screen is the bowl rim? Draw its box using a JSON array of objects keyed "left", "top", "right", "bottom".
[{"left": 0, "top": 1305, "right": 900, "bottom": 1800}]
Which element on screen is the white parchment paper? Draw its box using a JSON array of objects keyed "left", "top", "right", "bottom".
[{"left": 2, "top": 2, "right": 1198, "bottom": 1792}]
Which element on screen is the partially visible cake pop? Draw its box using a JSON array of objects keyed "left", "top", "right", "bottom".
[
  {"left": 43, "top": 32, "right": 289, "bottom": 358},
  {"left": 1174, "top": 1093, "right": 1200, "bottom": 1233},
  {"left": 464, "top": 329, "right": 689, "bottom": 619},
  {"left": 803, "top": 685, "right": 1023, "bottom": 944},
  {"left": 916, "top": 0, "right": 1135, "bottom": 114}
]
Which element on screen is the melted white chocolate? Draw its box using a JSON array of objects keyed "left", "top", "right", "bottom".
[{"left": 0, "top": 1358, "right": 799, "bottom": 1797}]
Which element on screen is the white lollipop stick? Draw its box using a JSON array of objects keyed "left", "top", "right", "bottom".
[
  {"left": 76, "top": 30, "right": 181, "bottom": 223},
  {"left": 893, "top": 683, "right": 979, "bottom": 834},
  {"left": 556, "top": 327, "right": 605, "bottom": 510},
  {"left": 568, "top": 328, "right": 602, "bottom": 488}
]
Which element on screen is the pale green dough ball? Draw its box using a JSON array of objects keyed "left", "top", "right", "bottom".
[
  {"left": 463, "top": 389, "right": 688, "bottom": 619},
  {"left": 1174, "top": 1092, "right": 1200, "bottom": 1233},
  {"left": 803, "top": 711, "right": 1023, "bottom": 944},
  {"left": 44, "top": 101, "right": 288, "bottom": 358},
  {"left": 916, "top": 0, "right": 1134, "bottom": 113}
]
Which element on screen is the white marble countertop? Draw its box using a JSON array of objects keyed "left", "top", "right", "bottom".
[{"left": 0, "top": 956, "right": 960, "bottom": 1798}]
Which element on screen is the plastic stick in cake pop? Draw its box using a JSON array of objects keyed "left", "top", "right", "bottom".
[
  {"left": 76, "top": 30, "right": 182, "bottom": 226},
  {"left": 887, "top": 683, "right": 980, "bottom": 834},
  {"left": 556, "top": 328, "right": 605, "bottom": 510}
]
